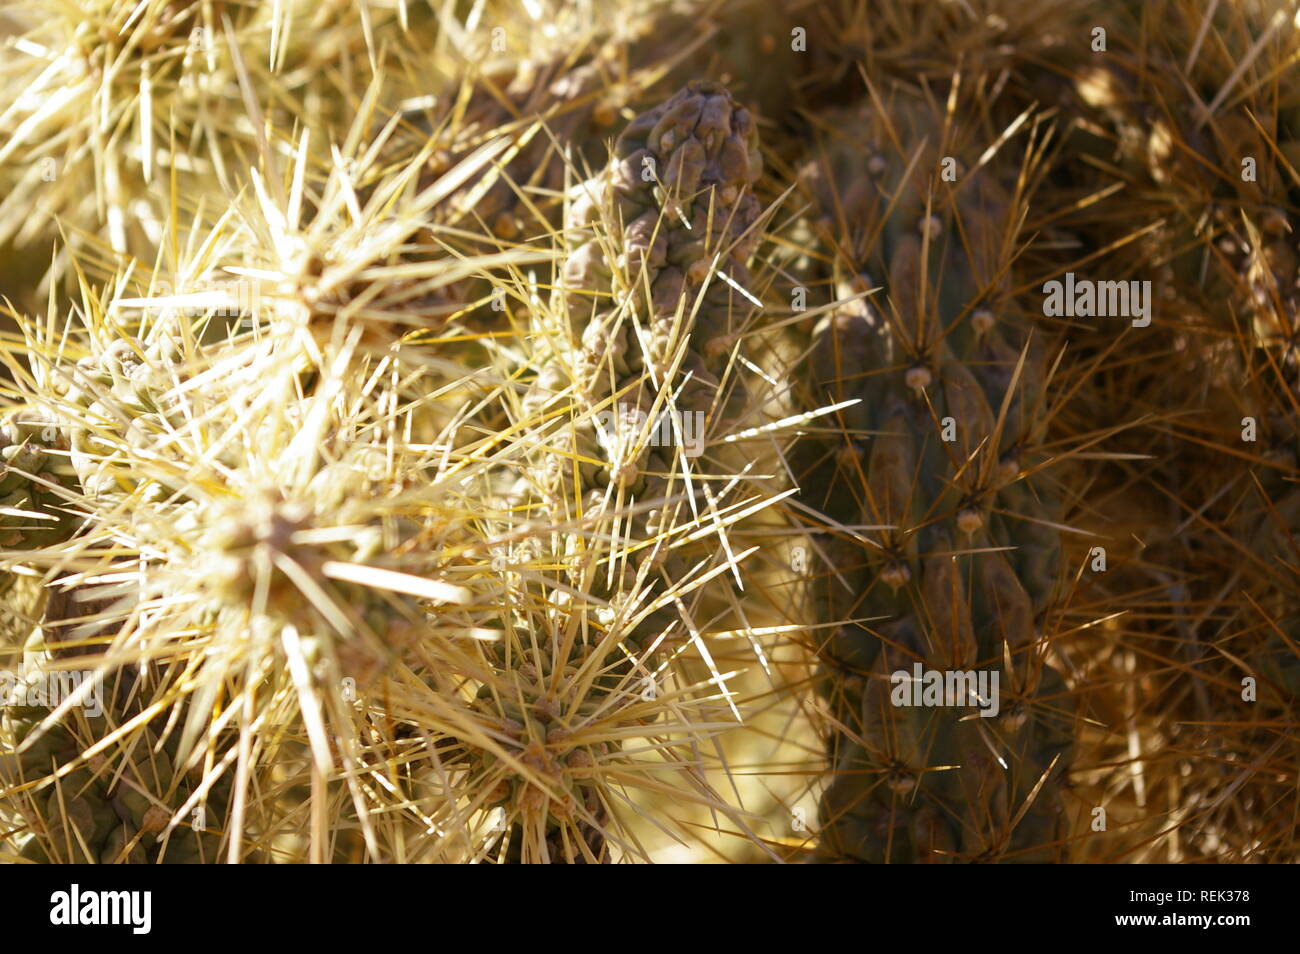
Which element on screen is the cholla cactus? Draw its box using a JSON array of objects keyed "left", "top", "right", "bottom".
[
  {"left": 564, "top": 80, "right": 763, "bottom": 483},
  {"left": 793, "top": 79, "right": 1076, "bottom": 862},
  {"left": 474, "top": 79, "right": 793, "bottom": 861}
]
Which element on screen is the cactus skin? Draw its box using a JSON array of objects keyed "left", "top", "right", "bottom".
[
  {"left": 795, "top": 85, "right": 1073, "bottom": 863},
  {"left": 0, "top": 413, "right": 78, "bottom": 556},
  {"left": 569, "top": 80, "right": 764, "bottom": 352},
  {"left": 2, "top": 586, "right": 243, "bottom": 864},
  {"left": 1, "top": 701, "right": 241, "bottom": 864},
  {"left": 562, "top": 79, "right": 762, "bottom": 505}
]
